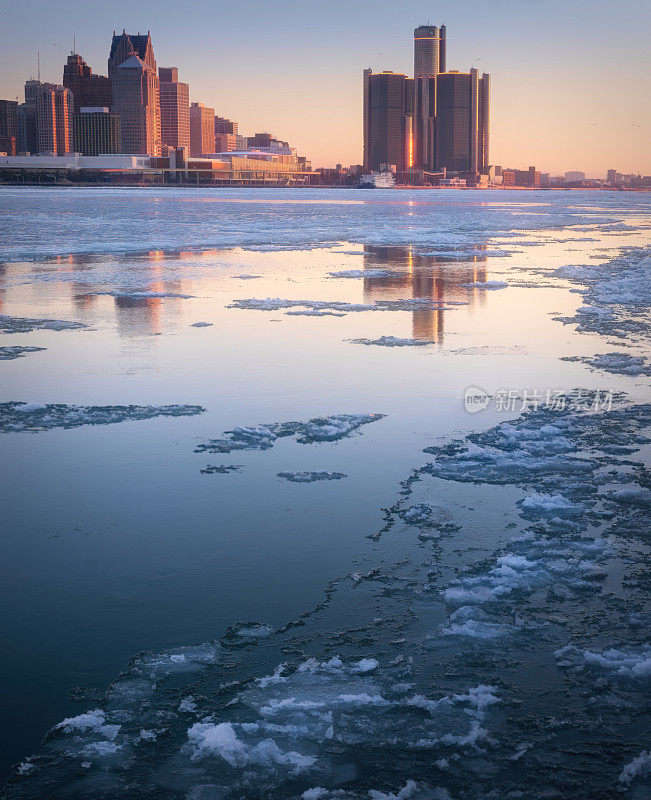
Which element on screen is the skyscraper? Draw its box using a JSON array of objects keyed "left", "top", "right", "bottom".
[
  {"left": 413, "top": 25, "right": 442, "bottom": 171},
  {"left": 112, "top": 55, "right": 161, "bottom": 155},
  {"left": 0, "top": 100, "right": 18, "bottom": 156},
  {"left": 190, "top": 102, "right": 215, "bottom": 156},
  {"left": 35, "top": 85, "right": 74, "bottom": 155},
  {"left": 108, "top": 30, "right": 161, "bottom": 155},
  {"left": 435, "top": 70, "right": 490, "bottom": 173},
  {"left": 159, "top": 67, "right": 190, "bottom": 151},
  {"left": 363, "top": 71, "right": 414, "bottom": 172},
  {"left": 363, "top": 26, "right": 490, "bottom": 176},
  {"left": 108, "top": 31, "right": 157, "bottom": 77},
  {"left": 63, "top": 53, "right": 112, "bottom": 109}
]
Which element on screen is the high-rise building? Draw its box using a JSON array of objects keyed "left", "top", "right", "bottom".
[
  {"left": 35, "top": 85, "right": 74, "bottom": 155},
  {"left": 73, "top": 107, "right": 121, "bottom": 155},
  {"left": 190, "top": 102, "right": 214, "bottom": 156},
  {"left": 63, "top": 53, "right": 112, "bottom": 109},
  {"left": 0, "top": 100, "right": 18, "bottom": 156},
  {"left": 108, "top": 30, "right": 157, "bottom": 77},
  {"left": 112, "top": 55, "right": 161, "bottom": 155},
  {"left": 363, "top": 26, "right": 490, "bottom": 176},
  {"left": 214, "top": 116, "right": 238, "bottom": 136},
  {"left": 17, "top": 105, "right": 37, "bottom": 154},
  {"left": 363, "top": 71, "right": 414, "bottom": 172},
  {"left": 158, "top": 67, "right": 190, "bottom": 151},
  {"left": 435, "top": 69, "right": 490, "bottom": 173}
]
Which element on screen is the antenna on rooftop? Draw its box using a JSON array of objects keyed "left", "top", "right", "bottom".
[
  {"left": 37, "top": 50, "right": 40, "bottom": 81},
  {"left": 73, "top": 32, "right": 76, "bottom": 53}
]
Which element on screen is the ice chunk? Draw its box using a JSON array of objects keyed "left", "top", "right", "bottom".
[
  {"left": 350, "top": 337, "right": 436, "bottom": 347},
  {"left": 619, "top": 750, "right": 651, "bottom": 786},
  {"left": 459, "top": 280, "right": 508, "bottom": 289},
  {"left": 0, "top": 345, "right": 47, "bottom": 360},
  {"left": 0, "top": 314, "right": 87, "bottom": 334},
  {"left": 190, "top": 321, "right": 213, "bottom": 327},
  {"left": 0, "top": 401, "right": 204, "bottom": 433},
  {"left": 195, "top": 413, "right": 384, "bottom": 454},
  {"left": 278, "top": 471, "right": 347, "bottom": 483}
]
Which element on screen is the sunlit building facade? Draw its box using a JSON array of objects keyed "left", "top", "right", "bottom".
[
  {"left": 63, "top": 53, "right": 112, "bottom": 109},
  {"left": 35, "top": 85, "right": 74, "bottom": 155},
  {"left": 112, "top": 55, "right": 161, "bottom": 156},
  {"left": 190, "top": 102, "right": 215, "bottom": 156},
  {"left": 159, "top": 67, "right": 190, "bottom": 151}
]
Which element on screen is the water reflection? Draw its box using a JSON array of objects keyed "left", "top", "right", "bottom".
[{"left": 362, "top": 245, "right": 489, "bottom": 343}]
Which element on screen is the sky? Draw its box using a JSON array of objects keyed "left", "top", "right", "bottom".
[{"left": 0, "top": 0, "right": 649, "bottom": 175}]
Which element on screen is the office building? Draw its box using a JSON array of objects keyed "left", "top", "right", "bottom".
[
  {"left": 190, "top": 102, "right": 214, "bottom": 156},
  {"left": 0, "top": 100, "right": 18, "bottom": 156},
  {"left": 112, "top": 55, "right": 161, "bottom": 155},
  {"left": 63, "top": 53, "right": 112, "bottom": 109},
  {"left": 108, "top": 30, "right": 157, "bottom": 77},
  {"left": 17, "top": 104, "right": 37, "bottom": 154},
  {"left": 159, "top": 67, "right": 190, "bottom": 151},
  {"left": 35, "top": 85, "right": 74, "bottom": 155},
  {"left": 363, "top": 70, "right": 414, "bottom": 172},
  {"left": 435, "top": 69, "right": 490, "bottom": 173},
  {"left": 363, "top": 26, "right": 490, "bottom": 176},
  {"left": 73, "top": 107, "right": 121, "bottom": 155}
]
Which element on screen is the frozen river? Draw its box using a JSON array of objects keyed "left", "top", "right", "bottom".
[{"left": 0, "top": 188, "right": 649, "bottom": 799}]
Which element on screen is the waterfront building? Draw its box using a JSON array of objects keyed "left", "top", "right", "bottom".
[
  {"left": 0, "top": 100, "right": 18, "bottom": 155},
  {"left": 73, "top": 107, "right": 121, "bottom": 155},
  {"left": 112, "top": 55, "right": 161, "bottom": 156},
  {"left": 363, "top": 70, "right": 414, "bottom": 172},
  {"left": 63, "top": 53, "right": 112, "bottom": 109},
  {"left": 190, "top": 102, "right": 215, "bottom": 156},
  {"left": 35, "top": 85, "right": 74, "bottom": 155},
  {"left": 159, "top": 67, "right": 190, "bottom": 151},
  {"left": 363, "top": 26, "right": 490, "bottom": 177},
  {"left": 435, "top": 69, "right": 490, "bottom": 173}
]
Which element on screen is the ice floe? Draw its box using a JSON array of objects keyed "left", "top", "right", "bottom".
[
  {"left": 200, "top": 465, "right": 242, "bottom": 474},
  {"left": 0, "top": 314, "right": 87, "bottom": 334},
  {"left": 190, "top": 321, "right": 213, "bottom": 327},
  {"left": 350, "top": 337, "right": 437, "bottom": 347},
  {"left": 554, "top": 247, "right": 651, "bottom": 338},
  {"left": 562, "top": 351, "right": 651, "bottom": 376},
  {"left": 0, "top": 345, "right": 46, "bottom": 360},
  {"left": 0, "top": 401, "right": 204, "bottom": 433},
  {"left": 619, "top": 750, "right": 651, "bottom": 787},
  {"left": 555, "top": 644, "right": 651, "bottom": 680},
  {"left": 90, "top": 289, "right": 195, "bottom": 299},
  {"left": 328, "top": 269, "right": 393, "bottom": 279},
  {"left": 458, "top": 280, "right": 508, "bottom": 289},
  {"left": 278, "top": 471, "right": 348, "bottom": 483},
  {"left": 195, "top": 414, "right": 385, "bottom": 454}
]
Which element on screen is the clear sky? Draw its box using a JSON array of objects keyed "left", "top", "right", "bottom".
[{"left": 1, "top": 0, "right": 649, "bottom": 175}]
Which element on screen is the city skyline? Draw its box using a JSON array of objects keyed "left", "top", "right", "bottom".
[{"left": 0, "top": 0, "right": 649, "bottom": 175}]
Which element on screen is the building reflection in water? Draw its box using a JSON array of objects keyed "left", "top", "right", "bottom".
[
  {"left": 64, "top": 249, "right": 190, "bottom": 337},
  {"left": 362, "top": 245, "right": 489, "bottom": 344}
]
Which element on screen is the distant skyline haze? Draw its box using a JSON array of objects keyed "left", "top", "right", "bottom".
[{"left": 0, "top": 0, "right": 649, "bottom": 175}]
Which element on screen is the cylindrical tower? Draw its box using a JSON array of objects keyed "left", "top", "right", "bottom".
[
  {"left": 413, "top": 26, "right": 439, "bottom": 79},
  {"left": 439, "top": 25, "right": 447, "bottom": 73}
]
